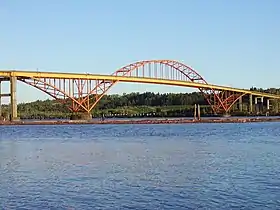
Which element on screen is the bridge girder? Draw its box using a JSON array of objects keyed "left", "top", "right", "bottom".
[{"left": 1, "top": 60, "right": 280, "bottom": 115}]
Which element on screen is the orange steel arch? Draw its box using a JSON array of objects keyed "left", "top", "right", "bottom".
[
  {"left": 17, "top": 60, "right": 245, "bottom": 114},
  {"left": 76, "top": 60, "right": 243, "bottom": 113}
]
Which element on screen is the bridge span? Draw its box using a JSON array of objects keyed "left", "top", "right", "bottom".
[{"left": 0, "top": 60, "right": 279, "bottom": 120}]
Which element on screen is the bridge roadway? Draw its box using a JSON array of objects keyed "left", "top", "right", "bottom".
[
  {"left": 0, "top": 70, "right": 279, "bottom": 120},
  {"left": 0, "top": 70, "right": 279, "bottom": 98}
]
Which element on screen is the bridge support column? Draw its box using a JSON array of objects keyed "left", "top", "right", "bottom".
[
  {"left": 197, "top": 104, "right": 201, "bottom": 120},
  {"left": 267, "top": 99, "right": 270, "bottom": 110},
  {"left": 254, "top": 96, "right": 258, "bottom": 113},
  {"left": 261, "top": 97, "right": 264, "bottom": 113},
  {"left": 254, "top": 96, "right": 264, "bottom": 113},
  {"left": 0, "top": 81, "right": 2, "bottom": 117},
  {"left": 238, "top": 96, "right": 242, "bottom": 112},
  {"left": 193, "top": 104, "right": 197, "bottom": 120},
  {"left": 10, "top": 76, "right": 19, "bottom": 121},
  {"left": 254, "top": 97, "right": 258, "bottom": 105},
  {"left": 249, "top": 94, "right": 253, "bottom": 113}
]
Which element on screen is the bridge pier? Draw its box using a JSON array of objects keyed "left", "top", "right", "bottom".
[
  {"left": 249, "top": 94, "right": 253, "bottom": 113},
  {"left": 193, "top": 104, "right": 197, "bottom": 120},
  {"left": 10, "top": 76, "right": 19, "bottom": 121},
  {"left": 0, "top": 81, "right": 1, "bottom": 117},
  {"left": 197, "top": 104, "right": 201, "bottom": 120},
  {"left": 254, "top": 96, "right": 264, "bottom": 113},
  {"left": 254, "top": 96, "right": 264, "bottom": 104},
  {"left": 0, "top": 79, "right": 12, "bottom": 120},
  {"left": 238, "top": 96, "right": 243, "bottom": 111}
]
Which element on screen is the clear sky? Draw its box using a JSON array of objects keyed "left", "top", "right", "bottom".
[{"left": 0, "top": 0, "right": 280, "bottom": 103}]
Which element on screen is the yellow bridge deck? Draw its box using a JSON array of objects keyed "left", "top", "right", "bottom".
[{"left": 0, "top": 70, "right": 279, "bottom": 99}]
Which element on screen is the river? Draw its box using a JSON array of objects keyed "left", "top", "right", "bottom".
[{"left": 0, "top": 122, "right": 279, "bottom": 209}]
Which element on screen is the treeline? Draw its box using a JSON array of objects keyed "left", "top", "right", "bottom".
[
  {"left": 13, "top": 91, "right": 209, "bottom": 119},
  {"left": 95, "top": 92, "right": 207, "bottom": 109},
  {"left": 1, "top": 87, "right": 280, "bottom": 119}
]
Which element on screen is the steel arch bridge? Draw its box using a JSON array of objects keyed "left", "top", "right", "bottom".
[{"left": 1, "top": 59, "right": 280, "bottom": 117}]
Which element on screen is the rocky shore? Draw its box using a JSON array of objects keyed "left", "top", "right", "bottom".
[{"left": 1, "top": 117, "right": 280, "bottom": 126}]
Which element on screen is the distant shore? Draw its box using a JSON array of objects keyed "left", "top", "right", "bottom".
[{"left": 1, "top": 117, "right": 280, "bottom": 126}]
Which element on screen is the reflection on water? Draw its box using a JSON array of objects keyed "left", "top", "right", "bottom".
[{"left": 0, "top": 123, "right": 280, "bottom": 209}]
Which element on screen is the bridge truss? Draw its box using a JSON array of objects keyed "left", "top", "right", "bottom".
[{"left": 1, "top": 60, "right": 279, "bottom": 115}]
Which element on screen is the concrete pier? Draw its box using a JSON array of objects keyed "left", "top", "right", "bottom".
[
  {"left": 255, "top": 96, "right": 264, "bottom": 104},
  {"left": 0, "top": 81, "right": 1, "bottom": 117},
  {"left": 249, "top": 94, "right": 253, "bottom": 112},
  {"left": 194, "top": 104, "right": 197, "bottom": 120},
  {"left": 254, "top": 96, "right": 264, "bottom": 113},
  {"left": 10, "top": 76, "right": 18, "bottom": 121},
  {"left": 238, "top": 96, "right": 242, "bottom": 111},
  {"left": 197, "top": 104, "right": 201, "bottom": 120},
  {"left": 267, "top": 99, "right": 270, "bottom": 110}
]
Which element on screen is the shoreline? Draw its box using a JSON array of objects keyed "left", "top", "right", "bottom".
[{"left": 1, "top": 117, "right": 280, "bottom": 126}]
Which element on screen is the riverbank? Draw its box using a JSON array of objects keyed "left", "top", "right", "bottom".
[{"left": 1, "top": 117, "right": 280, "bottom": 126}]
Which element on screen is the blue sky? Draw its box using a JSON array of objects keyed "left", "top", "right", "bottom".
[{"left": 0, "top": 0, "right": 280, "bottom": 103}]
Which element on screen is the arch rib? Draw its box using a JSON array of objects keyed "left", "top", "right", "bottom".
[
  {"left": 15, "top": 60, "right": 246, "bottom": 114},
  {"left": 79, "top": 60, "right": 228, "bottom": 113}
]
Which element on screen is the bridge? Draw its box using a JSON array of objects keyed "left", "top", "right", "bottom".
[{"left": 0, "top": 60, "right": 279, "bottom": 120}]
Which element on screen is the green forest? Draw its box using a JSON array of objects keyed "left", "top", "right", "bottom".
[{"left": 1, "top": 87, "right": 280, "bottom": 120}]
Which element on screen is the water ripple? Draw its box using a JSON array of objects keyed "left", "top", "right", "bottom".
[{"left": 0, "top": 122, "right": 280, "bottom": 209}]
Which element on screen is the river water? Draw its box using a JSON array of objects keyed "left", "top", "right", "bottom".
[{"left": 0, "top": 122, "right": 279, "bottom": 209}]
